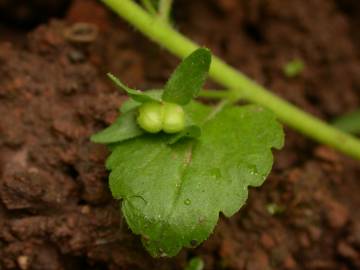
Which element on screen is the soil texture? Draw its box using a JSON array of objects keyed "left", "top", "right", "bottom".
[{"left": 0, "top": 0, "right": 359, "bottom": 269}]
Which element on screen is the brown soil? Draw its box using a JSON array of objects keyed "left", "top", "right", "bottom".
[{"left": 0, "top": 0, "right": 360, "bottom": 269}]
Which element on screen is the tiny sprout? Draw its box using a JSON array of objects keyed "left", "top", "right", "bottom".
[
  {"left": 283, "top": 58, "right": 305, "bottom": 78},
  {"left": 185, "top": 257, "right": 204, "bottom": 270},
  {"left": 92, "top": 48, "right": 284, "bottom": 257},
  {"left": 266, "top": 202, "right": 285, "bottom": 215},
  {"left": 137, "top": 101, "right": 185, "bottom": 134}
]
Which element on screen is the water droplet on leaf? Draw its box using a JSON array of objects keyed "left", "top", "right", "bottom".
[
  {"left": 184, "top": 199, "right": 191, "bottom": 205},
  {"left": 248, "top": 164, "right": 259, "bottom": 176}
]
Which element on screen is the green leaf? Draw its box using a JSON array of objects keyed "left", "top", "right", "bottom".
[
  {"left": 90, "top": 109, "right": 144, "bottom": 144},
  {"left": 108, "top": 73, "right": 160, "bottom": 103},
  {"left": 120, "top": 89, "right": 163, "bottom": 113},
  {"left": 283, "top": 58, "right": 305, "bottom": 78},
  {"left": 333, "top": 109, "right": 360, "bottom": 135},
  {"left": 162, "top": 48, "right": 211, "bottom": 105},
  {"left": 167, "top": 125, "right": 201, "bottom": 144},
  {"left": 185, "top": 257, "right": 204, "bottom": 270},
  {"left": 106, "top": 104, "right": 283, "bottom": 257}
]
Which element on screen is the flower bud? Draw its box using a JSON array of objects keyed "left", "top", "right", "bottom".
[
  {"left": 162, "top": 102, "right": 185, "bottom": 134},
  {"left": 137, "top": 102, "right": 163, "bottom": 133}
]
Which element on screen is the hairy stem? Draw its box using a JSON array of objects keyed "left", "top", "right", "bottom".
[{"left": 101, "top": 0, "right": 360, "bottom": 160}]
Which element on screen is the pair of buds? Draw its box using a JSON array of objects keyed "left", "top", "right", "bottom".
[{"left": 137, "top": 101, "right": 185, "bottom": 134}]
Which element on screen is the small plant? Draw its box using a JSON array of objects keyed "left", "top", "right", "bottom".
[
  {"left": 283, "top": 58, "right": 305, "bottom": 78},
  {"left": 333, "top": 109, "right": 360, "bottom": 135},
  {"left": 95, "top": 0, "right": 360, "bottom": 259},
  {"left": 91, "top": 49, "right": 284, "bottom": 256},
  {"left": 100, "top": 0, "right": 360, "bottom": 161},
  {"left": 185, "top": 257, "right": 204, "bottom": 270}
]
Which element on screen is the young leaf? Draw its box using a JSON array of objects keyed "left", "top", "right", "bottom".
[
  {"left": 162, "top": 48, "right": 211, "bottom": 105},
  {"left": 333, "top": 109, "right": 360, "bottom": 135},
  {"left": 185, "top": 257, "right": 204, "bottom": 270},
  {"left": 108, "top": 73, "right": 160, "bottom": 103},
  {"left": 283, "top": 59, "right": 305, "bottom": 78},
  {"left": 90, "top": 110, "right": 144, "bottom": 144},
  {"left": 167, "top": 125, "right": 201, "bottom": 144},
  {"left": 120, "top": 89, "right": 163, "bottom": 113},
  {"left": 106, "top": 104, "right": 283, "bottom": 257}
]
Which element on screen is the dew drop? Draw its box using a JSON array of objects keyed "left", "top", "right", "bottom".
[
  {"left": 248, "top": 164, "right": 259, "bottom": 176},
  {"left": 184, "top": 199, "right": 191, "bottom": 205}
]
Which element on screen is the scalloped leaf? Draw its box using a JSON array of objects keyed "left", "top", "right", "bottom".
[{"left": 106, "top": 103, "right": 283, "bottom": 257}]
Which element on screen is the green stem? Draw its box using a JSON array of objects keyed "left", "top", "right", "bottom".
[
  {"left": 140, "top": 0, "right": 156, "bottom": 16},
  {"left": 158, "top": 0, "right": 173, "bottom": 22},
  {"left": 101, "top": 0, "right": 360, "bottom": 160}
]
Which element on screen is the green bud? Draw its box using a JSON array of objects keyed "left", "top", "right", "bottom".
[
  {"left": 136, "top": 101, "right": 186, "bottom": 134},
  {"left": 137, "top": 102, "right": 163, "bottom": 133},
  {"left": 162, "top": 102, "right": 185, "bottom": 134}
]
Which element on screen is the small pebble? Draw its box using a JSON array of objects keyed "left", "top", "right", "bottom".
[
  {"left": 337, "top": 241, "right": 358, "bottom": 259},
  {"left": 67, "top": 50, "right": 86, "bottom": 63},
  {"left": 17, "top": 256, "right": 29, "bottom": 270}
]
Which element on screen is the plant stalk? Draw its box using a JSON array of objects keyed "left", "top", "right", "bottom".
[
  {"left": 140, "top": 0, "right": 156, "bottom": 15},
  {"left": 101, "top": 0, "right": 360, "bottom": 160},
  {"left": 159, "top": 0, "right": 173, "bottom": 23}
]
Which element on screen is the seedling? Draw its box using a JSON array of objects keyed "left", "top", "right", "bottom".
[
  {"left": 100, "top": 0, "right": 360, "bottom": 161},
  {"left": 185, "top": 257, "right": 204, "bottom": 270},
  {"left": 266, "top": 202, "right": 285, "bottom": 215},
  {"left": 95, "top": 0, "right": 360, "bottom": 259},
  {"left": 333, "top": 109, "right": 360, "bottom": 135},
  {"left": 91, "top": 49, "right": 284, "bottom": 257},
  {"left": 283, "top": 58, "right": 305, "bottom": 78}
]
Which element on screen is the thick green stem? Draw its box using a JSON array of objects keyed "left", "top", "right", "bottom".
[{"left": 101, "top": 0, "right": 360, "bottom": 160}]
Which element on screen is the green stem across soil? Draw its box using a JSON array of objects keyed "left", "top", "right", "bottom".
[{"left": 102, "top": 0, "right": 360, "bottom": 160}]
